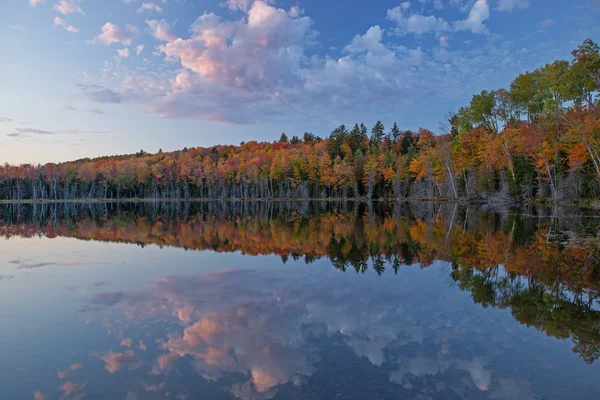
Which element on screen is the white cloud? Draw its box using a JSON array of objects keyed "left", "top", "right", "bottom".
[
  {"left": 497, "top": 0, "right": 530, "bottom": 12},
  {"left": 90, "top": 22, "right": 133, "bottom": 45},
  {"left": 29, "top": 0, "right": 47, "bottom": 6},
  {"left": 387, "top": 6, "right": 450, "bottom": 36},
  {"left": 53, "top": 0, "right": 83, "bottom": 15},
  {"left": 136, "top": 44, "right": 144, "bottom": 55},
  {"left": 454, "top": 0, "right": 489, "bottom": 34},
  {"left": 118, "top": 48, "right": 131, "bottom": 58},
  {"left": 345, "top": 26, "right": 387, "bottom": 55},
  {"left": 137, "top": 2, "right": 163, "bottom": 14},
  {"left": 54, "top": 17, "right": 79, "bottom": 33},
  {"left": 145, "top": 19, "right": 176, "bottom": 41}
]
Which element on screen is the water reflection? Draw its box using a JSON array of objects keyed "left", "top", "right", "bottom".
[{"left": 1, "top": 201, "right": 599, "bottom": 399}]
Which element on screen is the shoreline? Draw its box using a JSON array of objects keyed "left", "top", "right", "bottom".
[{"left": 0, "top": 197, "right": 597, "bottom": 208}]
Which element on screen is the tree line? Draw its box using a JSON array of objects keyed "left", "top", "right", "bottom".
[{"left": 2, "top": 39, "right": 599, "bottom": 202}]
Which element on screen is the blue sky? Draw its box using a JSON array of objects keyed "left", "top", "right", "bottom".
[{"left": 0, "top": 0, "right": 599, "bottom": 164}]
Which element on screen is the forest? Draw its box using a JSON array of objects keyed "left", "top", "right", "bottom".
[
  {"left": 2, "top": 201, "right": 599, "bottom": 363},
  {"left": 2, "top": 39, "right": 600, "bottom": 203}
]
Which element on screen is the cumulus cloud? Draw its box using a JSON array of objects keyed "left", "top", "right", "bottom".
[
  {"left": 96, "top": 350, "right": 136, "bottom": 373},
  {"left": 345, "top": 26, "right": 387, "bottom": 55},
  {"left": 90, "top": 22, "right": 133, "bottom": 45},
  {"left": 497, "top": 0, "right": 530, "bottom": 12},
  {"left": 145, "top": 19, "right": 176, "bottom": 41},
  {"left": 118, "top": 47, "right": 131, "bottom": 57},
  {"left": 79, "top": 0, "right": 524, "bottom": 125},
  {"left": 135, "top": 44, "right": 144, "bottom": 55},
  {"left": 53, "top": 0, "right": 83, "bottom": 15},
  {"left": 54, "top": 17, "right": 79, "bottom": 33},
  {"left": 387, "top": 5, "right": 450, "bottom": 35},
  {"left": 137, "top": 2, "right": 163, "bottom": 14},
  {"left": 454, "top": 0, "right": 490, "bottom": 34},
  {"left": 58, "top": 381, "right": 87, "bottom": 398}
]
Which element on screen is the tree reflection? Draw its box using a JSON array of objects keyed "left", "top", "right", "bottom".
[{"left": 1, "top": 201, "right": 599, "bottom": 364}]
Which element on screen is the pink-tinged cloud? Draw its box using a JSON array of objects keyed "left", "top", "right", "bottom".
[
  {"left": 54, "top": 17, "right": 79, "bottom": 33},
  {"left": 33, "top": 391, "right": 47, "bottom": 400},
  {"left": 54, "top": 0, "right": 83, "bottom": 15},
  {"left": 29, "top": 0, "right": 46, "bottom": 6},
  {"left": 58, "top": 381, "right": 87, "bottom": 397},
  {"left": 98, "top": 350, "right": 136, "bottom": 373},
  {"left": 121, "top": 337, "right": 133, "bottom": 347},
  {"left": 152, "top": 1, "right": 314, "bottom": 88},
  {"left": 145, "top": 19, "right": 176, "bottom": 41},
  {"left": 91, "top": 22, "right": 133, "bottom": 45},
  {"left": 143, "top": 382, "right": 166, "bottom": 392},
  {"left": 118, "top": 47, "right": 131, "bottom": 58},
  {"left": 58, "top": 363, "right": 83, "bottom": 379},
  {"left": 138, "top": 340, "right": 147, "bottom": 351},
  {"left": 135, "top": 44, "right": 144, "bottom": 55}
]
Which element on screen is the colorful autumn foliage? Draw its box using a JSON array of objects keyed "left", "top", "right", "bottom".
[{"left": 1, "top": 39, "right": 599, "bottom": 202}]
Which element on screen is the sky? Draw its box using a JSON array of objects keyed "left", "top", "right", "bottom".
[{"left": 0, "top": 0, "right": 599, "bottom": 164}]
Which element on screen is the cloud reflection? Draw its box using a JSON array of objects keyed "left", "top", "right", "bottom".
[{"left": 85, "top": 266, "right": 516, "bottom": 399}]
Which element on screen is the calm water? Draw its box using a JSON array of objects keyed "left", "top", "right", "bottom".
[{"left": 1, "top": 202, "right": 599, "bottom": 400}]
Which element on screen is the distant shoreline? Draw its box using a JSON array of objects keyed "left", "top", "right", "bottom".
[{"left": 1, "top": 197, "right": 598, "bottom": 208}]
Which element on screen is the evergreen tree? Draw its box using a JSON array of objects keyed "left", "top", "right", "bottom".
[
  {"left": 279, "top": 133, "right": 289, "bottom": 143},
  {"left": 371, "top": 121, "right": 385, "bottom": 146},
  {"left": 391, "top": 122, "right": 400, "bottom": 142}
]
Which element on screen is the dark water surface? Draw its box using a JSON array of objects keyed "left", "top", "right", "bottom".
[{"left": 1, "top": 202, "right": 599, "bottom": 400}]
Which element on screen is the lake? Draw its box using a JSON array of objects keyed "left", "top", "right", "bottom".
[{"left": 1, "top": 201, "right": 599, "bottom": 400}]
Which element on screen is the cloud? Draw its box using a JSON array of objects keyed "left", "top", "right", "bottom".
[
  {"left": 87, "top": 0, "right": 525, "bottom": 125},
  {"left": 139, "top": 340, "right": 147, "bottom": 351},
  {"left": 345, "top": 26, "right": 387, "bottom": 55},
  {"left": 387, "top": 5, "right": 450, "bottom": 35},
  {"left": 90, "top": 22, "right": 133, "bottom": 45},
  {"left": 538, "top": 19, "right": 555, "bottom": 30},
  {"left": 120, "top": 338, "right": 133, "bottom": 347},
  {"left": 76, "top": 83, "right": 125, "bottom": 103},
  {"left": 145, "top": 19, "right": 176, "bottom": 41},
  {"left": 497, "top": 0, "right": 530, "bottom": 12},
  {"left": 7, "top": 126, "right": 111, "bottom": 138},
  {"left": 54, "top": 17, "right": 79, "bottom": 33},
  {"left": 0, "top": 275, "right": 15, "bottom": 281},
  {"left": 137, "top": 2, "right": 163, "bottom": 13},
  {"left": 33, "top": 391, "right": 47, "bottom": 400},
  {"left": 29, "top": 0, "right": 46, "bottom": 6},
  {"left": 0, "top": 117, "right": 12, "bottom": 122},
  {"left": 118, "top": 47, "right": 131, "bottom": 58},
  {"left": 225, "top": 0, "right": 255, "bottom": 11},
  {"left": 454, "top": 0, "right": 490, "bottom": 34},
  {"left": 136, "top": 44, "right": 144, "bottom": 55},
  {"left": 142, "top": 382, "right": 166, "bottom": 392},
  {"left": 53, "top": 0, "right": 83, "bottom": 15},
  {"left": 58, "top": 363, "right": 83, "bottom": 379},
  {"left": 58, "top": 381, "right": 87, "bottom": 397},
  {"left": 96, "top": 350, "right": 136, "bottom": 373}
]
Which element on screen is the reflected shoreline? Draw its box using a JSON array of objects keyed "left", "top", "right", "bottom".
[{"left": 2, "top": 201, "right": 600, "bottom": 365}]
